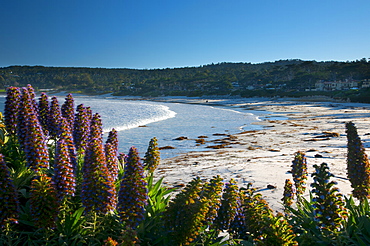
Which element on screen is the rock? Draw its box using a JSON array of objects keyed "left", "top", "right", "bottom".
[
  {"left": 159, "top": 146, "right": 175, "bottom": 150},
  {"left": 173, "top": 183, "right": 185, "bottom": 188},
  {"left": 173, "top": 136, "right": 188, "bottom": 140},
  {"left": 322, "top": 131, "right": 340, "bottom": 137},
  {"left": 315, "top": 154, "right": 323, "bottom": 158},
  {"left": 195, "top": 139, "right": 206, "bottom": 144},
  {"left": 307, "top": 149, "right": 318, "bottom": 152},
  {"left": 206, "top": 144, "right": 227, "bottom": 149},
  {"left": 267, "top": 184, "right": 277, "bottom": 189}
]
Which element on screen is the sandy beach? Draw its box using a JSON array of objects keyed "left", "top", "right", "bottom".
[{"left": 152, "top": 97, "right": 370, "bottom": 211}]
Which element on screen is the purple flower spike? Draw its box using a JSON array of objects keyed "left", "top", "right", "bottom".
[
  {"left": 59, "top": 117, "right": 77, "bottom": 170},
  {"left": 61, "top": 94, "right": 75, "bottom": 129},
  {"left": 26, "top": 84, "right": 38, "bottom": 114},
  {"left": 48, "top": 97, "right": 63, "bottom": 139},
  {"left": 106, "top": 129, "right": 119, "bottom": 153},
  {"left": 73, "top": 104, "right": 91, "bottom": 153},
  {"left": 4, "top": 86, "right": 21, "bottom": 135},
  {"left": 105, "top": 142, "right": 119, "bottom": 181},
  {"left": 90, "top": 113, "right": 103, "bottom": 140},
  {"left": 291, "top": 151, "right": 308, "bottom": 197},
  {"left": 0, "top": 154, "right": 20, "bottom": 227},
  {"left": 117, "top": 147, "right": 148, "bottom": 229},
  {"left": 346, "top": 122, "right": 370, "bottom": 199},
  {"left": 53, "top": 137, "right": 76, "bottom": 202},
  {"left": 81, "top": 113, "right": 116, "bottom": 214},
  {"left": 105, "top": 129, "right": 119, "bottom": 180},
  {"left": 18, "top": 88, "right": 49, "bottom": 171},
  {"left": 38, "top": 93, "right": 50, "bottom": 136}
]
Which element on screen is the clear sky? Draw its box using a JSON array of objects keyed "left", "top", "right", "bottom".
[{"left": 1, "top": 0, "right": 369, "bottom": 69}]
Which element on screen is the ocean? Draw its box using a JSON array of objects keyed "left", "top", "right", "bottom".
[{"left": 0, "top": 95, "right": 267, "bottom": 159}]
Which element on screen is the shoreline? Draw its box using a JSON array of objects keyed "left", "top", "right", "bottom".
[
  {"left": 48, "top": 93, "right": 370, "bottom": 211},
  {"left": 149, "top": 97, "right": 370, "bottom": 211}
]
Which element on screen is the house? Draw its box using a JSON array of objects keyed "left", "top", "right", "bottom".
[
  {"left": 362, "top": 79, "right": 370, "bottom": 88},
  {"left": 315, "top": 79, "right": 358, "bottom": 91},
  {"left": 231, "top": 81, "right": 240, "bottom": 90}
]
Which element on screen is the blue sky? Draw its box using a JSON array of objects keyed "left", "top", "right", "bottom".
[{"left": 1, "top": 0, "right": 369, "bottom": 69}]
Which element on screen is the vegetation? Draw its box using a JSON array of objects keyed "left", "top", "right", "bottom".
[
  {"left": 1, "top": 59, "right": 370, "bottom": 102},
  {"left": 1, "top": 85, "right": 370, "bottom": 245}
]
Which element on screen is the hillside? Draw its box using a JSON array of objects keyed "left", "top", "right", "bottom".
[{"left": 1, "top": 59, "right": 370, "bottom": 101}]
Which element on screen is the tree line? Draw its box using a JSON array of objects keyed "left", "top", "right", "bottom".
[{"left": 1, "top": 59, "right": 370, "bottom": 101}]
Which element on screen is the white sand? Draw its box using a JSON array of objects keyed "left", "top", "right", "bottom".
[{"left": 153, "top": 97, "right": 370, "bottom": 211}]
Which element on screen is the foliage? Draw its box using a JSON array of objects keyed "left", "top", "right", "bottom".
[
  {"left": 0, "top": 153, "right": 19, "bottom": 227},
  {"left": 345, "top": 197, "right": 370, "bottom": 245},
  {"left": 213, "top": 178, "right": 240, "bottom": 232},
  {"left": 230, "top": 183, "right": 298, "bottom": 245},
  {"left": 29, "top": 173, "right": 59, "bottom": 229}
]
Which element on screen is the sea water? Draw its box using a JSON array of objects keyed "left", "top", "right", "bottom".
[{"left": 0, "top": 95, "right": 264, "bottom": 159}]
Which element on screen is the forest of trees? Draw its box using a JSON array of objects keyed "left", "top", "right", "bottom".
[{"left": 1, "top": 59, "right": 370, "bottom": 102}]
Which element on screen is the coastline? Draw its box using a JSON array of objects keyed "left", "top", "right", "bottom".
[
  {"left": 48, "top": 93, "right": 370, "bottom": 211},
  {"left": 148, "top": 97, "right": 370, "bottom": 211}
]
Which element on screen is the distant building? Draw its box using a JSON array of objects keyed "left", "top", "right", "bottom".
[
  {"left": 362, "top": 79, "right": 370, "bottom": 88},
  {"left": 231, "top": 81, "right": 240, "bottom": 90},
  {"left": 315, "top": 79, "right": 358, "bottom": 91}
]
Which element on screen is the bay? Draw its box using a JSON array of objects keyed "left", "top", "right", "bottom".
[{"left": 0, "top": 95, "right": 266, "bottom": 159}]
